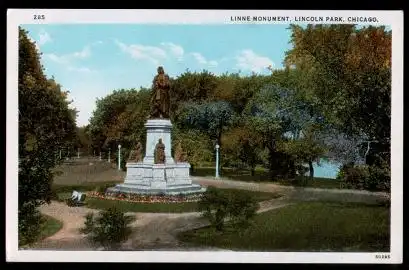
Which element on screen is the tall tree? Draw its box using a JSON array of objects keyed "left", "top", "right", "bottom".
[
  {"left": 18, "top": 27, "right": 76, "bottom": 245},
  {"left": 284, "top": 24, "right": 391, "bottom": 166}
]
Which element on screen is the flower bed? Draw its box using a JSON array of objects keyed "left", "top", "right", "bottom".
[{"left": 86, "top": 191, "right": 203, "bottom": 203}]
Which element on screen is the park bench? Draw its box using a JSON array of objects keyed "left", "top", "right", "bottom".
[{"left": 67, "top": 190, "right": 86, "bottom": 207}]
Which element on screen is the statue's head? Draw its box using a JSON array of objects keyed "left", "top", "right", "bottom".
[
  {"left": 157, "top": 66, "right": 164, "bottom": 74},
  {"left": 158, "top": 138, "right": 163, "bottom": 143}
]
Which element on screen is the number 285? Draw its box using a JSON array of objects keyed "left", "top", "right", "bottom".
[{"left": 34, "top": 15, "right": 45, "bottom": 20}]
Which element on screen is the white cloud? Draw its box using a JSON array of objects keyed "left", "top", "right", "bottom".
[
  {"left": 67, "top": 66, "right": 95, "bottom": 73},
  {"left": 72, "top": 46, "right": 91, "bottom": 58},
  {"left": 190, "top": 52, "right": 218, "bottom": 67},
  {"left": 161, "top": 42, "right": 184, "bottom": 61},
  {"left": 45, "top": 44, "right": 97, "bottom": 74},
  {"left": 46, "top": 53, "right": 68, "bottom": 64},
  {"left": 235, "top": 49, "right": 274, "bottom": 73},
  {"left": 45, "top": 46, "right": 91, "bottom": 64},
  {"left": 38, "top": 29, "right": 52, "bottom": 46},
  {"left": 115, "top": 40, "right": 167, "bottom": 65}
]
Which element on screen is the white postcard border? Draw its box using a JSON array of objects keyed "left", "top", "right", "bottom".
[{"left": 6, "top": 9, "right": 404, "bottom": 264}]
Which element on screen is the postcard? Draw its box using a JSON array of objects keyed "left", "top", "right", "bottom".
[{"left": 6, "top": 9, "right": 403, "bottom": 263}]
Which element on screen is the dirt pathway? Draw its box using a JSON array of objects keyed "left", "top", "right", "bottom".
[{"left": 30, "top": 197, "right": 290, "bottom": 251}]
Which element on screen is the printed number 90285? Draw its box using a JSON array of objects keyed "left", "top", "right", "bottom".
[{"left": 34, "top": 15, "right": 45, "bottom": 20}]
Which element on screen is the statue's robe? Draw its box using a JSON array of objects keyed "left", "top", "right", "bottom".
[{"left": 150, "top": 73, "right": 170, "bottom": 118}]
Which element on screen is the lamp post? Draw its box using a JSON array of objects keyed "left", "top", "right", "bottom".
[
  {"left": 108, "top": 148, "right": 111, "bottom": 163},
  {"left": 215, "top": 144, "right": 220, "bottom": 178},
  {"left": 118, "top": 144, "right": 122, "bottom": 170},
  {"left": 77, "top": 148, "right": 80, "bottom": 159}
]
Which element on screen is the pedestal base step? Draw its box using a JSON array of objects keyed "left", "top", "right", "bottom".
[{"left": 106, "top": 183, "right": 206, "bottom": 196}]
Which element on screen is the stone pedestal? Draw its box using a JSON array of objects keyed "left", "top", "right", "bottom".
[
  {"left": 143, "top": 119, "right": 174, "bottom": 164},
  {"left": 108, "top": 119, "right": 206, "bottom": 196}
]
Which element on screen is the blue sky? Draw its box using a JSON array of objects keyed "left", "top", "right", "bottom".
[{"left": 22, "top": 24, "right": 293, "bottom": 126}]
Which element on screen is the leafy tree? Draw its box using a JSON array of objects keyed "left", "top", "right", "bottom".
[
  {"left": 278, "top": 124, "right": 327, "bottom": 179},
  {"left": 170, "top": 70, "right": 218, "bottom": 119},
  {"left": 177, "top": 100, "right": 236, "bottom": 147},
  {"left": 171, "top": 128, "right": 213, "bottom": 171},
  {"left": 18, "top": 27, "right": 76, "bottom": 245},
  {"left": 285, "top": 24, "right": 391, "bottom": 167},
  {"left": 88, "top": 88, "right": 150, "bottom": 155},
  {"left": 243, "top": 84, "right": 308, "bottom": 180},
  {"left": 75, "top": 125, "right": 92, "bottom": 155},
  {"left": 221, "top": 125, "right": 262, "bottom": 175},
  {"left": 211, "top": 73, "right": 267, "bottom": 114}
]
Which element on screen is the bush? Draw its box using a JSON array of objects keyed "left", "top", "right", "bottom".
[
  {"left": 338, "top": 163, "right": 390, "bottom": 192},
  {"left": 227, "top": 191, "right": 259, "bottom": 230},
  {"left": 80, "top": 207, "right": 135, "bottom": 250},
  {"left": 18, "top": 202, "right": 45, "bottom": 246},
  {"left": 198, "top": 187, "right": 230, "bottom": 231},
  {"left": 198, "top": 187, "right": 259, "bottom": 232}
]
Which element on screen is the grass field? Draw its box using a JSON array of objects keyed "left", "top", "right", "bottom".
[
  {"left": 39, "top": 215, "right": 63, "bottom": 241},
  {"left": 192, "top": 167, "right": 341, "bottom": 189},
  {"left": 178, "top": 202, "right": 390, "bottom": 252},
  {"left": 20, "top": 214, "right": 63, "bottom": 247},
  {"left": 56, "top": 188, "right": 282, "bottom": 213},
  {"left": 52, "top": 157, "right": 125, "bottom": 186}
]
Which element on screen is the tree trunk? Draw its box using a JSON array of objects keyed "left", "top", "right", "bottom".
[
  {"left": 250, "top": 166, "right": 255, "bottom": 176},
  {"left": 268, "top": 148, "right": 277, "bottom": 181},
  {"left": 308, "top": 160, "right": 314, "bottom": 178}
]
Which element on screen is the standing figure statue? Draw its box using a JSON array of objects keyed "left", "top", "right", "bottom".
[
  {"left": 150, "top": 66, "right": 170, "bottom": 119},
  {"left": 128, "top": 141, "right": 143, "bottom": 162},
  {"left": 174, "top": 141, "right": 187, "bottom": 162},
  {"left": 154, "top": 139, "right": 166, "bottom": 164}
]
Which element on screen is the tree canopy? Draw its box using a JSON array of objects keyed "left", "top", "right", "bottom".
[{"left": 18, "top": 27, "right": 77, "bottom": 245}]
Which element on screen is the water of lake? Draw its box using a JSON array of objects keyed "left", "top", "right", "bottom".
[{"left": 304, "top": 159, "right": 342, "bottom": 179}]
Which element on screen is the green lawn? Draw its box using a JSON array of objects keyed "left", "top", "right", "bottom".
[
  {"left": 57, "top": 188, "right": 282, "bottom": 213},
  {"left": 192, "top": 167, "right": 341, "bottom": 189},
  {"left": 178, "top": 202, "right": 390, "bottom": 252},
  {"left": 38, "top": 215, "right": 63, "bottom": 241}
]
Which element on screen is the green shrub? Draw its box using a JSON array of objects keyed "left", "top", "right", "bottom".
[
  {"left": 18, "top": 202, "right": 45, "bottom": 246},
  {"left": 338, "top": 162, "right": 390, "bottom": 192},
  {"left": 80, "top": 207, "right": 135, "bottom": 250},
  {"left": 198, "top": 187, "right": 230, "bottom": 231},
  {"left": 198, "top": 187, "right": 259, "bottom": 232},
  {"left": 367, "top": 162, "right": 391, "bottom": 192},
  {"left": 227, "top": 191, "right": 259, "bottom": 230}
]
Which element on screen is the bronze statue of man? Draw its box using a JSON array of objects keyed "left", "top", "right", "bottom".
[
  {"left": 150, "top": 66, "right": 170, "bottom": 119},
  {"left": 154, "top": 138, "right": 166, "bottom": 164}
]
